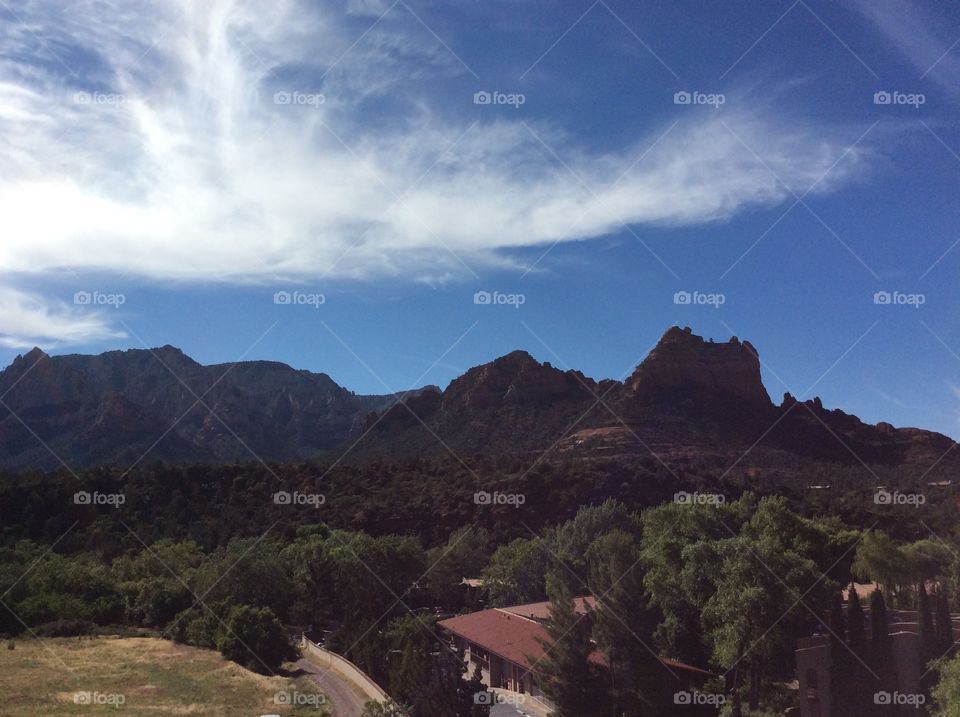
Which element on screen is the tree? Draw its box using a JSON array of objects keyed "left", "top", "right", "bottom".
[
  {"left": 828, "top": 592, "right": 847, "bottom": 712},
  {"left": 215, "top": 604, "right": 298, "bottom": 674},
  {"left": 702, "top": 498, "right": 833, "bottom": 716},
  {"left": 361, "top": 699, "right": 407, "bottom": 717},
  {"left": 936, "top": 587, "right": 955, "bottom": 660},
  {"left": 467, "top": 664, "right": 490, "bottom": 717},
  {"left": 921, "top": 583, "right": 937, "bottom": 666},
  {"left": 587, "top": 529, "right": 668, "bottom": 715},
  {"left": 931, "top": 651, "right": 960, "bottom": 716},
  {"left": 832, "top": 586, "right": 873, "bottom": 715},
  {"left": 425, "top": 526, "right": 490, "bottom": 609},
  {"left": 384, "top": 615, "right": 439, "bottom": 706},
  {"left": 535, "top": 569, "right": 603, "bottom": 717},
  {"left": 481, "top": 538, "right": 548, "bottom": 607},
  {"left": 852, "top": 531, "right": 911, "bottom": 599},
  {"left": 870, "top": 588, "right": 895, "bottom": 696},
  {"left": 547, "top": 499, "right": 642, "bottom": 582},
  {"left": 415, "top": 646, "right": 483, "bottom": 717},
  {"left": 640, "top": 496, "right": 747, "bottom": 667}
]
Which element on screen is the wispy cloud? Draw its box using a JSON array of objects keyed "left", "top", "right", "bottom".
[
  {"left": 849, "top": 0, "right": 960, "bottom": 97},
  {"left": 0, "top": 0, "right": 872, "bottom": 286},
  {"left": 0, "top": 287, "right": 126, "bottom": 348}
]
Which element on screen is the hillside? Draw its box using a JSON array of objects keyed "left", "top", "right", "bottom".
[
  {"left": 0, "top": 346, "right": 410, "bottom": 470},
  {"left": 0, "top": 326, "right": 955, "bottom": 474}
]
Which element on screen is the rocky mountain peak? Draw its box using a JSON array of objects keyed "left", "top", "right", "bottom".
[
  {"left": 626, "top": 326, "right": 771, "bottom": 408},
  {"left": 441, "top": 349, "right": 595, "bottom": 411}
]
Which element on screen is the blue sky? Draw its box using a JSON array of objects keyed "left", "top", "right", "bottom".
[{"left": 1, "top": 0, "right": 959, "bottom": 438}]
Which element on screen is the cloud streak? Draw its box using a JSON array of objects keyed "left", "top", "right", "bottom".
[
  {"left": 0, "top": 287, "right": 126, "bottom": 348},
  {"left": 0, "top": 0, "right": 872, "bottom": 289}
]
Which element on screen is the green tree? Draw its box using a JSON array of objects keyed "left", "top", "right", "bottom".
[
  {"left": 216, "top": 604, "right": 298, "bottom": 674},
  {"left": 481, "top": 538, "right": 548, "bottom": 607},
  {"left": 931, "top": 651, "right": 960, "bottom": 716},
  {"left": 702, "top": 498, "right": 834, "bottom": 716},
  {"left": 467, "top": 664, "right": 489, "bottom": 717},
  {"left": 921, "top": 583, "right": 937, "bottom": 665},
  {"left": 587, "top": 529, "right": 668, "bottom": 715},
  {"left": 361, "top": 699, "right": 407, "bottom": 717},
  {"left": 535, "top": 569, "right": 603, "bottom": 717},
  {"left": 870, "top": 588, "right": 895, "bottom": 706},
  {"left": 937, "top": 587, "right": 955, "bottom": 660},
  {"left": 852, "top": 531, "right": 911, "bottom": 599},
  {"left": 424, "top": 526, "right": 490, "bottom": 609},
  {"left": 547, "top": 499, "right": 642, "bottom": 582}
]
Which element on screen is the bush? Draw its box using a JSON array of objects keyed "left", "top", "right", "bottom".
[
  {"left": 33, "top": 619, "right": 98, "bottom": 637},
  {"left": 215, "top": 605, "right": 298, "bottom": 674}
]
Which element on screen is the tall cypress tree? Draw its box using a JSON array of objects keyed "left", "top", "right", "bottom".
[
  {"left": 845, "top": 585, "right": 873, "bottom": 713},
  {"left": 828, "top": 592, "right": 849, "bottom": 715},
  {"left": 587, "top": 530, "right": 668, "bottom": 716},
  {"left": 870, "top": 589, "right": 894, "bottom": 696},
  {"left": 935, "top": 587, "right": 955, "bottom": 659},
  {"left": 536, "top": 569, "right": 602, "bottom": 717},
  {"left": 918, "top": 582, "right": 936, "bottom": 665}
]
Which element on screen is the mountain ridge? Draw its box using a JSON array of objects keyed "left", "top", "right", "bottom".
[{"left": 0, "top": 327, "right": 954, "bottom": 473}]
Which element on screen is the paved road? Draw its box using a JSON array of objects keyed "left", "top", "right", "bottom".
[{"left": 296, "top": 657, "right": 369, "bottom": 717}]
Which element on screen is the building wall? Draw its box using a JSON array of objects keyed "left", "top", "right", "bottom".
[
  {"left": 795, "top": 631, "right": 924, "bottom": 717},
  {"left": 455, "top": 636, "right": 541, "bottom": 696}
]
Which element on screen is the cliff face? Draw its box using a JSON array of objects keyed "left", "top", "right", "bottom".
[
  {"left": 358, "top": 326, "right": 958, "bottom": 472},
  {"left": 625, "top": 326, "right": 771, "bottom": 409},
  {"left": 0, "top": 346, "right": 403, "bottom": 470},
  {"left": 1, "top": 327, "right": 956, "bottom": 473}
]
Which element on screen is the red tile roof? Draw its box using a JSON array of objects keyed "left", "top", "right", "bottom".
[
  {"left": 439, "top": 608, "right": 555, "bottom": 671},
  {"left": 438, "top": 601, "right": 714, "bottom": 678},
  {"left": 499, "top": 597, "right": 597, "bottom": 621}
]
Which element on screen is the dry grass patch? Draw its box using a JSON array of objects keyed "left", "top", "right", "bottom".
[{"left": 0, "top": 636, "right": 328, "bottom": 717}]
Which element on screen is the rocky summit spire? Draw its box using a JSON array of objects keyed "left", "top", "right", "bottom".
[{"left": 625, "top": 326, "right": 772, "bottom": 409}]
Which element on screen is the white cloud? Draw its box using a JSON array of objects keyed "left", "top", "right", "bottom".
[
  {"left": 0, "top": 0, "right": 872, "bottom": 285},
  {"left": 849, "top": 0, "right": 960, "bottom": 99},
  {"left": 0, "top": 287, "right": 126, "bottom": 348}
]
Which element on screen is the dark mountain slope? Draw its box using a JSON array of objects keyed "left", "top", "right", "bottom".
[{"left": 0, "top": 346, "right": 404, "bottom": 470}]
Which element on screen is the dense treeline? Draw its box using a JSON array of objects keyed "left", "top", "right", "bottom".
[
  {"left": 1, "top": 452, "right": 955, "bottom": 556},
  {"left": 4, "top": 453, "right": 960, "bottom": 715}
]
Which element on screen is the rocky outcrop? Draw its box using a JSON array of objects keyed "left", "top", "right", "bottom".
[
  {"left": 1, "top": 327, "right": 956, "bottom": 473},
  {"left": 625, "top": 326, "right": 771, "bottom": 408}
]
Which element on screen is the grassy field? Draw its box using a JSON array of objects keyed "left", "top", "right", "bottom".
[{"left": 0, "top": 636, "right": 329, "bottom": 717}]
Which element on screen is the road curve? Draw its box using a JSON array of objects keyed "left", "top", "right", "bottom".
[{"left": 296, "top": 656, "right": 370, "bottom": 717}]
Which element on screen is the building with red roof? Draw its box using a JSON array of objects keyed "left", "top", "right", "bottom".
[{"left": 438, "top": 598, "right": 715, "bottom": 707}]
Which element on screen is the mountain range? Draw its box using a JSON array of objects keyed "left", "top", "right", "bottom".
[{"left": 0, "top": 326, "right": 955, "bottom": 474}]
